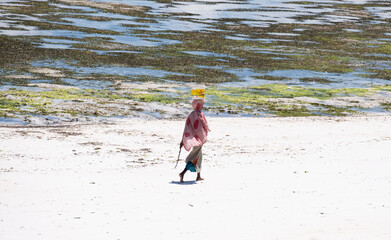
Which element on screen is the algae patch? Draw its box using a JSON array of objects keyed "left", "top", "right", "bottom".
[
  {"left": 0, "top": 85, "right": 186, "bottom": 122},
  {"left": 206, "top": 84, "right": 388, "bottom": 117},
  {"left": 1, "top": 83, "right": 391, "bottom": 123}
]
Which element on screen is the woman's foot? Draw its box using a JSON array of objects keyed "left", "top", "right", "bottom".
[
  {"left": 179, "top": 168, "right": 187, "bottom": 183},
  {"left": 196, "top": 173, "right": 204, "bottom": 181},
  {"left": 179, "top": 172, "right": 184, "bottom": 183}
]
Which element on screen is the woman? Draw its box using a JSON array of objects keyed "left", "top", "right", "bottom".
[{"left": 179, "top": 98, "right": 210, "bottom": 183}]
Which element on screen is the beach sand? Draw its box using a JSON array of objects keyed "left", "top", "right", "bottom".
[{"left": 1, "top": 115, "right": 391, "bottom": 240}]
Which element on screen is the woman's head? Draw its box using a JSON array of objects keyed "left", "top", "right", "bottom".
[{"left": 192, "top": 98, "right": 204, "bottom": 111}]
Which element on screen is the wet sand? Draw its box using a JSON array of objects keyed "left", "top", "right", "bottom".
[{"left": 1, "top": 115, "right": 391, "bottom": 239}]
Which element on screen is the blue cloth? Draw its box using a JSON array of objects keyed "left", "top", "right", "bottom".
[{"left": 186, "top": 161, "right": 197, "bottom": 172}]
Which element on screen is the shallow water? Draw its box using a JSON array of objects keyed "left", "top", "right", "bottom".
[
  {"left": 0, "top": 0, "right": 391, "bottom": 121},
  {"left": 1, "top": 0, "right": 390, "bottom": 83}
]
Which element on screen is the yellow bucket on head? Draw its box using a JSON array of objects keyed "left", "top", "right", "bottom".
[{"left": 191, "top": 84, "right": 205, "bottom": 99}]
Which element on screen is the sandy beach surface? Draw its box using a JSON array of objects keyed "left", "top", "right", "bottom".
[{"left": 1, "top": 115, "right": 391, "bottom": 240}]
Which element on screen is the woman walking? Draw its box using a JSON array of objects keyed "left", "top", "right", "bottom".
[{"left": 179, "top": 96, "right": 210, "bottom": 183}]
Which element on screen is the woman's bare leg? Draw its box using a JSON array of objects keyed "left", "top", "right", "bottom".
[
  {"left": 179, "top": 168, "right": 187, "bottom": 182},
  {"left": 196, "top": 173, "right": 204, "bottom": 181}
]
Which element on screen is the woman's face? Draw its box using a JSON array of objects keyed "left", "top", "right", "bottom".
[{"left": 192, "top": 98, "right": 204, "bottom": 111}]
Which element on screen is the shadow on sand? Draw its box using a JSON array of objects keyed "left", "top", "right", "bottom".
[{"left": 170, "top": 180, "right": 197, "bottom": 185}]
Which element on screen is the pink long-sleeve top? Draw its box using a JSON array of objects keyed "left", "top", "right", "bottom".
[{"left": 181, "top": 99, "right": 210, "bottom": 151}]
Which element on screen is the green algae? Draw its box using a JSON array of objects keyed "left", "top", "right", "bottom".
[
  {"left": 0, "top": 86, "right": 185, "bottom": 118},
  {"left": 377, "top": 44, "right": 391, "bottom": 55},
  {"left": 253, "top": 75, "right": 291, "bottom": 81},
  {"left": 0, "top": 88, "right": 181, "bottom": 104},
  {"left": 0, "top": 92, "right": 54, "bottom": 116},
  {"left": 206, "top": 84, "right": 376, "bottom": 116},
  {"left": 381, "top": 102, "right": 391, "bottom": 111},
  {"left": 373, "top": 85, "right": 391, "bottom": 91},
  {"left": 364, "top": 70, "right": 391, "bottom": 80},
  {"left": 1, "top": 0, "right": 391, "bottom": 122},
  {"left": 131, "top": 93, "right": 179, "bottom": 104},
  {"left": 299, "top": 77, "right": 335, "bottom": 84},
  {"left": 249, "top": 84, "right": 370, "bottom": 99},
  {"left": 1, "top": 83, "right": 391, "bottom": 120},
  {"left": 0, "top": 98, "right": 21, "bottom": 115}
]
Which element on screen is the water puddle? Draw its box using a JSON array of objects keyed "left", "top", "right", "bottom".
[{"left": 0, "top": 117, "right": 27, "bottom": 125}]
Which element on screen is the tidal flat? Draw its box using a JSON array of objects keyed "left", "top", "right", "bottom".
[{"left": 1, "top": 0, "right": 391, "bottom": 124}]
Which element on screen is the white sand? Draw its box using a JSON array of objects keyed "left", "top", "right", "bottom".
[{"left": 1, "top": 115, "right": 391, "bottom": 240}]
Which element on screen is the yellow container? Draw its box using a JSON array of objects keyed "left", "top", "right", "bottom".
[{"left": 191, "top": 85, "right": 205, "bottom": 99}]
